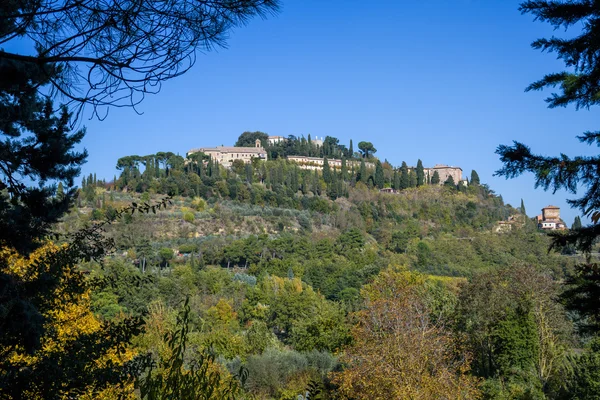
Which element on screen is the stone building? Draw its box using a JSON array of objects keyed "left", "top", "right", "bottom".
[
  {"left": 536, "top": 205, "right": 566, "bottom": 230},
  {"left": 311, "top": 136, "right": 324, "bottom": 147},
  {"left": 425, "top": 164, "right": 463, "bottom": 185},
  {"left": 287, "top": 156, "right": 375, "bottom": 171},
  {"left": 267, "top": 136, "right": 285, "bottom": 146},
  {"left": 187, "top": 139, "right": 267, "bottom": 166}
]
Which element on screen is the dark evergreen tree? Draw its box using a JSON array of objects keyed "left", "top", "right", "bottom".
[
  {"left": 375, "top": 161, "right": 385, "bottom": 189},
  {"left": 416, "top": 159, "right": 425, "bottom": 186},
  {"left": 359, "top": 159, "right": 368, "bottom": 184},
  {"left": 245, "top": 163, "right": 254, "bottom": 183},
  {"left": 520, "top": 198, "right": 526, "bottom": 216},
  {"left": 349, "top": 139, "right": 354, "bottom": 157},
  {"left": 323, "top": 157, "right": 331, "bottom": 184},
  {"left": 471, "top": 170, "right": 480, "bottom": 186},
  {"left": 341, "top": 158, "right": 347, "bottom": 181},
  {"left": 409, "top": 171, "right": 417, "bottom": 188},
  {"left": 444, "top": 175, "right": 456, "bottom": 188},
  {"left": 399, "top": 162, "right": 409, "bottom": 189},
  {"left": 0, "top": 88, "right": 87, "bottom": 254},
  {"left": 572, "top": 216, "right": 582, "bottom": 230},
  {"left": 431, "top": 171, "right": 441, "bottom": 185},
  {"left": 393, "top": 170, "right": 399, "bottom": 190}
]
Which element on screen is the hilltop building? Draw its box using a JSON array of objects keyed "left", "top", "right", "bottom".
[
  {"left": 405, "top": 164, "right": 463, "bottom": 185},
  {"left": 287, "top": 156, "right": 375, "bottom": 171},
  {"left": 536, "top": 205, "right": 567, "bottom": 230},
  {"left": 187, "top": 139, "right": 267, "bottom": 166},
  {"left": 425, "top": 164, "right": 463, "bottom": 185},
  {"left": 311, "top": 136, "right": 324, "bottom": 147},
  {"left": 267, "top": 136, "right": 285, "bottom": 145}
]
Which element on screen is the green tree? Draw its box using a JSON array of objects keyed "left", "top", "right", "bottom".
[
  {"left": 408, "top": 170, "right": 417, "bottom": 188},
  {"left": 139, "top": 298, "right": 243, "bottom": 399},
  {"left": 572, "top": 216, "right": 582, "bottom": 230},
  {"left": 235, "top": 131, "right": 269, "bottom": 147},
  {"left": 357, "top": 141, "right": 377, "bottom": 159},
  {"left": 416, "top": 159, "right": 425, "bottom": 186},
  {"left": 431, "top": 171, "right": 440, "bottom": 185},
  {"left": 323, "top": 157, "right": 331, "bottom": 184},
  {"left": 495, "top": 1, "right": 600, "bottom": 335},
  {"left": 444, "top": 175, "right": 456, "bottom": 188},
  {"left": 374, "top": 160, "right": 384, "bottom": 189},
  {"left": 520, "top": 198, "right": 526, "bottom": 215},
  {"left": 349, "top": 139, "right": 354, "bottom": 157},
  {"left": 564, "top": 337, "right": 600, "bottom": 400},
  {"left": 56, "top": 182, "right": 65, "bottom": 201},
  {"left": 399, "top": 162, "right": 409, "bottom": 189},
  {"left": 159, "top": 248, "right": 174, "bottom": 269},
  {"left": 0, "top": 92, "right": 87, "bottom": 254},
  {"left": 359, "top": 159, "right": 368, "bottom": 184},
  {"left": 341, "top": 157, "right": 347, "bottom": 181},
  {"left": 470, "top": 170, "right": 480, "bottom": 185}
]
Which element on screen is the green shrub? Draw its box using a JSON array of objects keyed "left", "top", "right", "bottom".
[{"left": 183, "top": 211, "right": 195, "bottom": 223}]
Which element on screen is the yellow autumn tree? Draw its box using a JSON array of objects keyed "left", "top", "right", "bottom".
[
  {"left": 0, "top": 243, "right": 139, "bottom": 399},
  {"left": 331, "top": 267, "right": 480, "bottom": 400}
]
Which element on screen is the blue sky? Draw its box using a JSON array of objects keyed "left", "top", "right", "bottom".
[{"left": 76, "top": 0, "right": 597, "bottom": 224}]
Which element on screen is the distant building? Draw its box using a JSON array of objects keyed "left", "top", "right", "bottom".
[
  {"left": 494, "top": 214, "right": 526, "bottom": 233},
  {"left": 187, "top": 139, "right": 267, "bottom": 166},
  {"left": 537, "top": 205, "right": 567, "bottom": 230},
  {"left": 311, "top": 136, "right": 324, "bottom": 147},
  {"left": 267, "top": 135, "right": 285, "bottom": 145},
  {"left": 287, "top": 156, "right": 375, "bottom": 171},
  {"left": 426, "top": 164, "right": 463, "bottom": 185},
  {"left": 406, "top": 164, "right": 463, "bottom": 185}
]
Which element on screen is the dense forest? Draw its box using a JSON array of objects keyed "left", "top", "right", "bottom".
[{"left": 29, "top": 130, "right": 595, "bottom": 399}]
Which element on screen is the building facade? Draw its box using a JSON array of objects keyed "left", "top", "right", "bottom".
[
  {"left": 287, "top": 156, "right": 375, "bottom": 171},
  {"left": 424, "top": 164, "right": 463, "bottom": 185},
  {"left": 267, "top": 136, "right": 285, "bottom": 146},
  {"left": 405, "top": 164, "right": 463, "bottom": 185},
  {"left": 537, "top": 205, "right": 566, "bottom": 230},
  {"left": 187, "top": 139, "right": 267, "bottom": 166}
]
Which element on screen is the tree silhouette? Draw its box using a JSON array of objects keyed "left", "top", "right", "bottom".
[{"left": 0, "top": 0, "right": 280, "bottom": 118}]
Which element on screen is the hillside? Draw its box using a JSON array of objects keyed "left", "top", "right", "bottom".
[{"left": 53, "top": 141, "right": 587, "bottom": 399}]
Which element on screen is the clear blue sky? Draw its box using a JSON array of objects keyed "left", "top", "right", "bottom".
[{"left": 77, "top": 0, "right": 597, "bottom": 224}]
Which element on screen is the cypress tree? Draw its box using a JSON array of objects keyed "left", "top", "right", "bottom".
[
  {"left": 431, "top": 171, "right": 440, "bottom": 185},
  {"left": 323, "top": 157, "right": 331, "bottom": 184},
  {"left": 409, "top": 170, "right": 417, "bottom": 188},
  {"left": 341, "top": 157, "right": 347, "bottom": 181},
  {"left": 399, "top": 162, "right": 409, "bottom": 189},
  {"left": 359, "top": 159, "right": 368, "bottom": 184},
  {"left": 245, "top": 163, "right": 253, "bottom": 183},
  {"left": 471, "top": 170, "right": 480, "bottom": 185},
  {"left": 328, "top": 171, "right": 338, "bottom": 199},
  {"left": 416, "top": 159, "right": 425, "bottom": 186},
  {"left": 56, "top": 182, "right": 65, "bottom": 200},
  {"left": 520, "top": 199, "right": 526, "bottom": 216},
  {"left": 393, "top": 170, "right": 399, "bottom": 190},
  {"left": 572, "top": 216, "right": 582, "bottom": 230},
  {"left": 375, "top": 160, "right": 384, "bottom": 189},
  {"left": 349, "top": 139, "right": 354, "bottom": 157}
]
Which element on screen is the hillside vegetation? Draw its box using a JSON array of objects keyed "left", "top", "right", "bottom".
[{"left": 48, "top": 139, "right": 591, "bottom": 399}]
